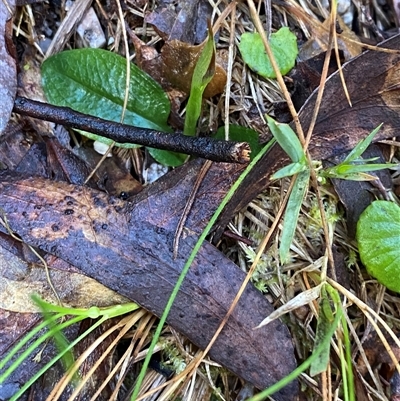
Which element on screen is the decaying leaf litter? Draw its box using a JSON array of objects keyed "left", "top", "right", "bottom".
[{"left": 1, "top": 0, "right": 400, "bottom": 400}]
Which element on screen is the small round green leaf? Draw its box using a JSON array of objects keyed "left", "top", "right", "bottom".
[
  {"left": 239, "top": 27, "right": 298, "bottom": 79},
  {"left": 356, "top": 200, "right": 400, "bottom": 292}
]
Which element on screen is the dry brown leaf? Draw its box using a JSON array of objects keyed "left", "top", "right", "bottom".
[
  {"left": 298, "top": 16, "right": 362, "bottom": 61},
  {"left": 161, "top": 39, "right": 227, "bottom": 98},
  {"left": 0, "top": 163, "right": 298, "bottom": 398},
  {"left": 0, "top": 0, "right": 16, "bottom": 135},
  {"left": 0, "top": 239, "right": 129, "bottom": 313}
]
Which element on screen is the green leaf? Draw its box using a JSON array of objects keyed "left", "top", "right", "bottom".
[
  {"left": 310, "top": 285, "right": 341, "bottom": 376},
  {"left": 41, "top": 48, "right": 172, "bottom": 139},
  {"left": 213, "top": 125, "right": 263, "bottom": 160},
  {"left": 148, "top": 148, "right": 187, "bottom": 167},
  {"left": 357, "top": 200, "right": 400, "bottom": 292},
  {"left": 184, "top": 24, "right": 215, "bottom": 136},
  {"left": 239, "top": 27, "right": 298, "bottom": 79},
  {"left": 319, "top": 124, "right": 399, "bottom": 181},
  {"left": 41, "top": 49, "right": 188, "bottom": 167},
  {"left": 272, "top": 162, "right": 307, "bottom": 180},
  {"left": 280, "top": 169, "right": 310, "bottom": 264},
  {"left": 323, "top": 162, "right": 398, "bottom": 181},
  {"left": 266, "top": 115, "right": 304, "bottom": 163},
  {"left": 33, "top": 295, "right": 79, "bottom": 382},
  {"left": 344, "top": 124, "right": 382, "bottom": 163}
]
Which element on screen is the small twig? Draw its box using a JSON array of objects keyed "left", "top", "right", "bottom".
[
  {"left": 173, "top": 160, "right": 213, "bottom": 259},
  {"left": 13, "top": 96, "right": 251, "bottom": 164}
]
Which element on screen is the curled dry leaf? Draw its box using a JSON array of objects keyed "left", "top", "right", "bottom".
[
  {"left": 0, "top": 0, "right": 17, "bottom": 135},
  {"left": 161, "top": 39, "right": 227, "bottom": 98},
  {"left": 142, "top": 2, "right": 228, "bottom": 98},
  {"left": 282, "top": 1, "right": 362, "bottom": 62}
]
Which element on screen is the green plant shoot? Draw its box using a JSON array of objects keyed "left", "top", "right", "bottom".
[
  {"left": 310, "top": 285, "right": 337, "bottom": 376},
  {"left": 266, "top": 116, "right": 310, "bottom": 263},
  {"left": 247, "top": 284, "right": 343, "bottom": 401},
  {"left": 279, "top": 169, "right": 310, "bottom": 263},
  {"left": 184, "top": 22, "right": 216, "bottom": 136},
  {"left": 266, "top": 116, "right": 305, "bottom": 165},
  {"left": 34, "top": 296, "right": 80, "bottom": 384},
  {"left": 321, "top": 124, "right": 398, "bottom": 181},
  {"left": 0, "top": 296, "right": 139, "bottom": 401},
  {"left": 310, "top": 285, "right": 355, "bottom": 400}
]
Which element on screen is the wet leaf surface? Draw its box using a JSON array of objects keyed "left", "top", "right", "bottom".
[{"left": 0, "top": 162, "right": 298, "bottom": 399}]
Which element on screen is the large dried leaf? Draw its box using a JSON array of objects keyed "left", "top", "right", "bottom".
[{"left": 0, "top": 160, "right": 298, "bottom": 399}]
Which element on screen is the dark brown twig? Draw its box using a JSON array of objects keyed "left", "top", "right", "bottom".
[{"left": 13, "top": 96, "right": 251, "bottom": 164}]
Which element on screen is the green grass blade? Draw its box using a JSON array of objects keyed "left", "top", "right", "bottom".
[
  {"left": 3, "top": 298, "right": 139, "bottom": 400},
  {"left": 272, "top": 162, "right": 307, "bottom": 180},
  {"left": 279, "top": 169, "right": 310, "bottom": 264},
  {"left": 34, "top": 297, "right": 80, "bottom": 381},
  {"left": 246, "top": 285, "right": 342, "bottom": 401},
  {"left": 130, "top": 138, "right": 276, "bottom": 401},
  {"left": 0, "top": 313, "right": 64, "bottom": 373},
  {"left": 0, "top": 314, "right": 86, "bottom": 384},
  {"left": 323, "top": 162, "right": 397, "bottom": 181},
  {"left": 0, "top": 295, "right": 139, "bottom": 398},
  {"left": 7, "top": 316, "right": 108, "bottom": 401},
  {"left": 310, "top": 285, "right": 336, "bottom": 376},
  {"left": 340, "top": 310, "right": 355, "bottom": 401},
  {"left": 31, "top": 294, "right": 101, "bottom": 317},
  {"left": 344, "top": 124, "right": 382, "bottom": 162},
  {"left": 184, "top": 24, "right": 215, "bottom": 136}
]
